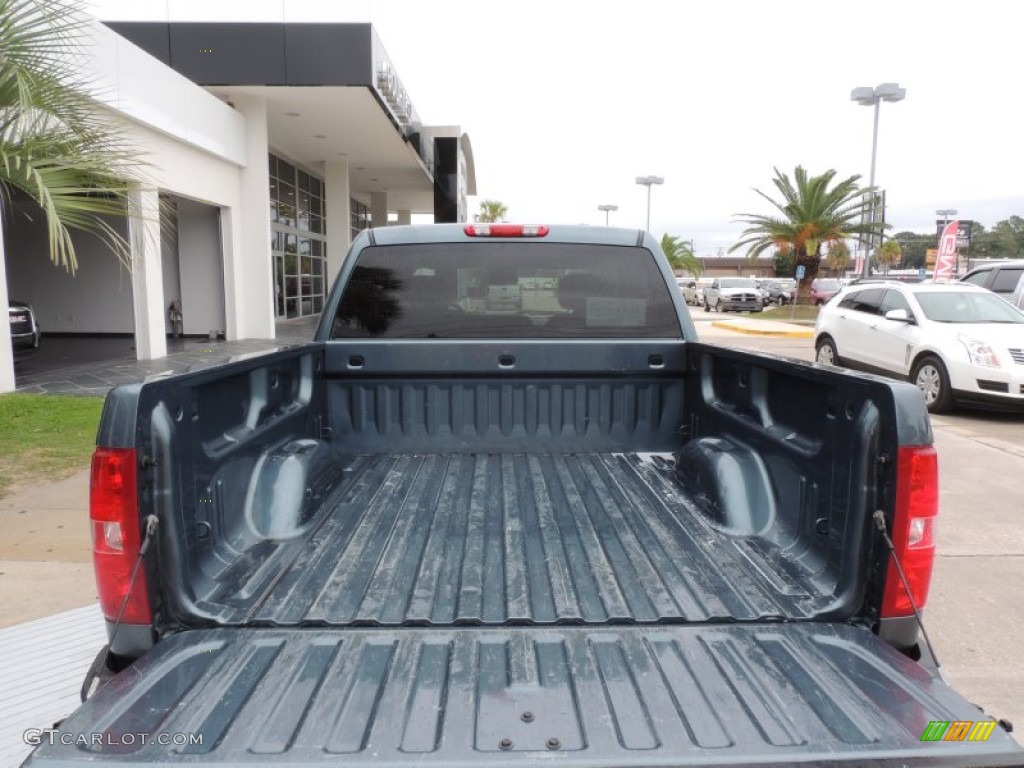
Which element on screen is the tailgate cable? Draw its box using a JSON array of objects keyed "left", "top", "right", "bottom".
[
  {"left": 81, "top": 514, "right": 160, "bottom": 702},
  {"left": 871, "top": 510, "right": 944, "bottom": 682}
]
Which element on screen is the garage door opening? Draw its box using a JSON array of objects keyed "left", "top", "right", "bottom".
[
  {"left": 2, "top": 191, "right": 136, "bottom": 379},
  {"left": 161, "top": 194, "right": 226, "bottom": 341}
]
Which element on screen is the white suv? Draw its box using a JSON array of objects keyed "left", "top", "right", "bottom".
[{"left": 814, "top": 280, "right": 1024, "bottom": 412}]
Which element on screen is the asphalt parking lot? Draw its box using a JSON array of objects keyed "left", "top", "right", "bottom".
[{"left": 691, "top": 305, "right": 1024, "bottom": 730}]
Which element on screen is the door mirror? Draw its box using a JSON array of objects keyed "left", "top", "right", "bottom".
[{"left": 884, "top": 308, "right": 912, "bottom": 323}]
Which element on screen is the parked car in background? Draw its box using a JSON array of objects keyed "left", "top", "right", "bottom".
[
  {"left": 693, "top": 277, "right": 712, "bottom": 305},
  {"left": 960, "top": 260, "right": 1024, "bottom": 301},
  {"left": 8, "top": 299, "right": 41, "bottom": 355},
  {"left": 704, "top": 276, "right": 763, "bottom": 312},
  {"left": 792, "top": 277, "right": 842, "bottom": 305},
  {"left": 761, "top": 278, "right": 796, "bottom": 305},
  {"left": 754, "top": 279, "right": 770, "bottom": 305},
  {"left": 678, "top": 277, "right": 711, "bottom": 306},
  {"left": 815, "top": 280, "right": 1024, "bottom": 412},
  {"left": 677, "top": 277, "right": 696, "bottom": 305}
]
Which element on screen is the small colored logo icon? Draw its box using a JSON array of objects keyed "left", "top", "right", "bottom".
[{"left": 920, "top": 720, "right": 997, "bottom": 742}]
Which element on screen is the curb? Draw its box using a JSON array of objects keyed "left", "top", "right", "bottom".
[{"left": 710, "top": 320, "right": 813, "bottom": 338}]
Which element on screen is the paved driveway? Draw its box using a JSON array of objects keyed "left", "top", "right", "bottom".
[{"left": 14, "top": 317, "right": 321, "bottom": 397}]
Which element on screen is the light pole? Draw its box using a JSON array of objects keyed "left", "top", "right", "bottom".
[
  {"left": 597, "top": 204, "right": 618, "bottom": 226},
  {"left": 635, "top": 175, "right": 664, "bottom": 232},
  {"left": 936, "top": 208, "right": 958, "bottom": 275},
  {"left": 851, "top": 82, "right": 906, "bottom": 277}
]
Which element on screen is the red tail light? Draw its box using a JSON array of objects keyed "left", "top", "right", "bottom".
[
  {"left": 880, "top": 445, "right": 939, "bottom": 618},
  {"left": 464, "top": 224, "right": 549, "bottom": 237},
  {"left": 90, "top": 447, "right": 151, "bottom": 624}
]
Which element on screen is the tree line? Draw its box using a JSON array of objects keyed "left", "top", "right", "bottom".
[{"left": 892, "top": 216, "right": 1024, "bottom": 269}]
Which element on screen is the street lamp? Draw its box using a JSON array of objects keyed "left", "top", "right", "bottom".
[
  {"left": 635, "top": 175, "right": 664, "bottom": 232},
  {"left": 937, "top": 208, "right": 958, "bottom": 274},
  {"left": 936, "top": 208, "right": 957, "bottom": 228},
  {"left": 851, "top": 82, "right": 906, "bottom": 277},
  {"left": 597, "top": 204, "right": 618, "bottom": 226}
]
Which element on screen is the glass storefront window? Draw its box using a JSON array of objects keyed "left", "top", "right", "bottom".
[
  {"left": 278, "top": 183, "right": 296, "bottom": 227},
  {"left": 275, "top": 256, "right": 285, "bottom": 316},
  {"left": 298, "top": 189, "right": 311, "bottom": 231},
  {"left": 270, "top": 152, "right": 327, "bottom": 319},
  {"left": 350, "top": 198, "right": 370, "bottom": 243}
]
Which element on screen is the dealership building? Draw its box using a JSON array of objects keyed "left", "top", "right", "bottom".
[{"left": 0, "top": 17, "right": 476, "bottom": 392}]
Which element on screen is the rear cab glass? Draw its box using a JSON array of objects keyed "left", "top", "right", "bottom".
[{"left": 330, "top": 242, "right": 682, "bottom": 339}]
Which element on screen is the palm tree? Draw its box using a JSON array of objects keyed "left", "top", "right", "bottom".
[
  {"left": 475, "top": 199, "right": 507, "bottom": 223},
  {"left": 0, "top": 0, "right": 143, "bottom": 273},
  {"left": 824, "top": 240, "right": 851, "bottom": 277},
  {"left": 874, "top": 239, "right": 902, "bottom": 275},
  {"left": 730, "top": 166, "right": 882, "bottom": 302},
  {"left": 660, "top": 234, "right": 701, "bottom": 276}
]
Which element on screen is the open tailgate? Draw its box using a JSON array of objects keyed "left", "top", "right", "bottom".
[{"left": 25, "top": 623, "right": 1021, "bottom": 767}]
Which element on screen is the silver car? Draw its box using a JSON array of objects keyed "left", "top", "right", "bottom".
[
  {"left": 704, "top": 277, "right": 763, "bottom": 313},
  {"left": 678, "top": 278, "right": 708, "bottom": 306},
  {"left": 9, "top": 300, "right": 41, "bottom": 354}
]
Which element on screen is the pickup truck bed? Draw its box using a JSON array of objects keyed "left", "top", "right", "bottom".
[
  {"left": 214, "top": 452, "right": 827, "bottom": 626},
  {"left": 37, "top": 623, "right": 1018, "bottom": 765},
  {"left": 24, "top": 226, "right": 1021, "bottom": 767}
]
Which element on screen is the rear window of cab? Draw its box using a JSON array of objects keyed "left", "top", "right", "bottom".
[{"left": 330, "top": 243, "right": 682, "bottom": 339}]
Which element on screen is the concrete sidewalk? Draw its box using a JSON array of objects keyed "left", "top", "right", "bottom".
[
  {"left": 710, "top": 316, "right": 813, "bottom": 338},
  {"left": 0, "top": 604, "right": 106, "bottom": 766},
  {"left": 15, "top": 315, "right": 321, "bottom": 397},
  {"left": 0, "top": 470, "right": 95, "bottom": 627}
]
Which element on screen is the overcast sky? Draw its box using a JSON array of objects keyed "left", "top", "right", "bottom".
[{"left": 91, "top": 0, "right": 1024, "bottom": 255}]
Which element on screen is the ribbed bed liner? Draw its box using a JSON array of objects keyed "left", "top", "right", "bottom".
[
  {"left": 28, "top": 624, "right": 1024, "bottom": 766},
  {"left": 208, "top": 453, "right": 834, "bottom": 625}
]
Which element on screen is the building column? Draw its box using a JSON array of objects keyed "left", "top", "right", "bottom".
[
  {"left": 232, "top": 95, "right": 274, "bottom": 339},
  {"left": 0, "top": 216, "right": 15, "bottom": 393},
  {"left": 370, "top": 191, "right": 388, "bottom": 228},
  {"left": 397, "top": 209, "right": 411, "bottom": 225},
  {"left": 129, "top": 186, "right": 167, "bottom": 360},
  {"left": 325, "top": 159, "right": 351, "bottom": 285}
]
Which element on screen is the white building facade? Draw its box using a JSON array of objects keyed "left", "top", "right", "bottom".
[{"left": 0, "top": 17, "right": 475, "bottom": 392}]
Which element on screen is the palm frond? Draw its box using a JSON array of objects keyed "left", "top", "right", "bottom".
[
  {"left": 730, "top": 165, "right": 877, "bottom": 266},
  {"left": 0, "top": 0, "right": 146, "bottom": 272}
]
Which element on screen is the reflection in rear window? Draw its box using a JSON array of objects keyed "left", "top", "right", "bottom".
[{"left": 330, "top": 243, "right": 682, "bottom": 339}]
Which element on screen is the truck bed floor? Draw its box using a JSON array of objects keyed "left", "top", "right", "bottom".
[{"left": 210, "top": 453, "right": 832, "bottom": 625}]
